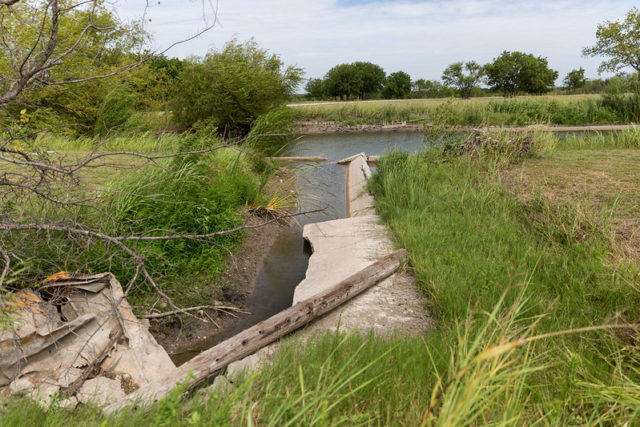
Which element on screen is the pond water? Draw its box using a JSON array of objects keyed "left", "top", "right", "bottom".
[{"left": 171, "top": 131, "right": 426, "bottom": 364}]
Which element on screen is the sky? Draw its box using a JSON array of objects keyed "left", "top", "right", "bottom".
[{"left": 115, "top": 0, "right": 638, "bottom": 85}]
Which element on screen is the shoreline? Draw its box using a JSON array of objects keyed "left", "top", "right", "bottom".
[{"left": 293, "top": 121, "right": 639, "bottom": 135}]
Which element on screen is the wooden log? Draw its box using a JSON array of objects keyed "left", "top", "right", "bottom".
[
  {"left": 266, "top": 156, "right": 328, "bottom": 163},
  {"left": 105, "top": 249, "right": 408, "bottom": 412},
  {"left": 366, "top": 156, "right": 380, "bottom": 164}
]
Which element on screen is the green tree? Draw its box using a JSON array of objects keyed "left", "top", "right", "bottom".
[
  {"left": 411, "top": 79, "right": 455, "bottom": 98},
  {"left": 382, "top": 71, "right": 412, "bottom": 99},
  {"left": 353, "top": 61, "right": 386, "bottom": 99},
  {"left": 563, "top": 68, "right": 586, "bottom": 90},
  {"left": 441, "top": 61, "right": 484, "bottom": 99},
  {"left": 322, "top": 61, "right": 386, "bottom": 100},
  {"left": 484, "top": 51, "right": 558, "bottom": 96},
  {"left": 0, "top": 1, "right": 150, "bottom": 132},
  {"left": 324, "top": 63, "right": 362, "bottom": 100},
  {"left": 305, "top": 78, "right": 326, "bottom": 99},
  {"left": 170, "top": 38, "right": 303, "bottom": 135},
  {"left": 583, "top": 7, "right": 640, "bottom": 73}
]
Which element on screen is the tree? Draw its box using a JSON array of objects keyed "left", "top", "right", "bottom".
[
  {"left": 382, "top": 71, "right": 412, "bottom": 99},
  {"left": 0, "top": 1, "right": 152, "bottom": 131},
  {"left": 305, "top": 78, "right": 326, "bottom": 99},
  {"left": 484, "top": 51, "right": 558, "bottom": 96},
  {"left": 441, "top": 61, "right": 484, "bottom": 99},
  {"left": 169, "top": 39, "right": 303, "bottom": 135},
  {"left": 353, "top": 61, "right": 386, "bottom": 99},
  {"left": 322, "top": 61, "right": 386, "bottom": 100},
  {"left": 564, "top": 68, "right": 586, "bottom": 90},
  {"left": 324, "top": 63, "right": 362, "bottom": 100},
  {"left": 583, "top": 8, "right": 640, "bottom": 73},
  {"left": 411, "top": 79, "right": 455, "bottom": 98}
]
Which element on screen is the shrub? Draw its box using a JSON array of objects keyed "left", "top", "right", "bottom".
[{"left": 169, "top": 39, "right": 303, "bottom": 136}]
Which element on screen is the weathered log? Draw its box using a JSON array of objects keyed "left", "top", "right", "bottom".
[
  {"left": 105, "top": 249, "right": 408, "bottom": 412},
  {"left": 366, "top": 155, "right": 379, "bottom": 164},
  {"left": 266, "top": 156, "right": 328, "bottom": 163}
]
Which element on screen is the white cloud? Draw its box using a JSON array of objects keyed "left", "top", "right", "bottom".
[{"left": 116, "top": 0, "right": 637, "bottom": 82}]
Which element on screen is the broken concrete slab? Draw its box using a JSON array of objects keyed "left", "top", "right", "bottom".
[
  {"left": 1, "top": 273, "right": 176, "bottom": 407},
  {"left": 293, "top": 215, "right": 429, "bottom": 336},
  {"left": 346, "top": 154, "right": 375, "bottom": 217},
  {"left": 293, "top": 152, "right": 429, "bottom": 336},
  {"left": 27, "top": 383, "right": 60, "bottom": 409},
  {"left": 294, "top": 215, "right": 392, "bottom": 303},
  {"left": 77, "top": 377, "right": 125, "bottom": 406},
  {"left": 336, "top": 152, "right": 367, "bottom": 165}
]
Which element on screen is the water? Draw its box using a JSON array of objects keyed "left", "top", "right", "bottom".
[
  {"left": 170, "top": 131, "right": 425, "bottom": 364},
  {"left": 285, "top": 132, "right": 426, "bottom": 162}
]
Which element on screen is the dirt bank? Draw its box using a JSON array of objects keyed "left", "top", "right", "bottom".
[
  {"left": 294, "top": 121, "right": 424, "bottom": 135},
  {"left": 151, "top": 168, "right": 297, "bottom": 358},
  {"left": 294, "top": 121, "right": 639, "bottom": 135}
]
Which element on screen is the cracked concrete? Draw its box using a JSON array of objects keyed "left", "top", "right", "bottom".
[{"left": 215, "top": 153, "right": 430, "bottom": 387}]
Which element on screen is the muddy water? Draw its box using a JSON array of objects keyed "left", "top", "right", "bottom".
[{"left": 170, "top": 132, "right": 425, "bottom": 365}]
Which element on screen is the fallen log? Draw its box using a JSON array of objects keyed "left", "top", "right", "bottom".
[
  {"left": 266, "top": 156, "right": 328, "bottom": 163},
  {"left": 105, "top": 249, "right": 408, "bottom": 412},
  {"left": 366, "top": 155, "right": 379, "bottom": 164}
]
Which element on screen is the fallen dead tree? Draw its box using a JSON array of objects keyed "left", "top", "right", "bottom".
[{"left": 105, "top": 249, "right": 408, "bottom": 413}]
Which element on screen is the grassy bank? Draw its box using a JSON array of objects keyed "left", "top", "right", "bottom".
[
  {"left": 291, "top": 94, "right": 640, "bottom": 127},
  {"left": 1, "top": 131, "right": 279, "bottom": 308},
  {"left": 366, "top": 130, "right": 640, "bottom": 422},
  {"left": 2, "top": 130, "right": 639, "bottom": 424}
]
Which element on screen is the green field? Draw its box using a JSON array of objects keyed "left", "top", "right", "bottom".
[{"left": 290, "top": 94, "right": 640, "bottom": 127}]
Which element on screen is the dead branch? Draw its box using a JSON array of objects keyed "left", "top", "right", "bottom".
[
  {"left": 62, "top": 330, "right": 123, "bottom": 396},
  {"left": 0, "top": 0, "right": 220, "bottom": 107}
]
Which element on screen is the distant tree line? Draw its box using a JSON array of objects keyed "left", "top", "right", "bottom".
[{"left": 304, "top": 49, "right": 637, "bottom": 100}]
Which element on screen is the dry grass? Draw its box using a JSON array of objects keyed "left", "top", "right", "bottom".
[{"left": 507, "top": 149, "right": 640, "bottom": 261}]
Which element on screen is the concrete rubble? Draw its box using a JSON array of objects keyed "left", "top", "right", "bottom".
[{"left": 0, "top": 273, "right": 176, "bottom": 408}]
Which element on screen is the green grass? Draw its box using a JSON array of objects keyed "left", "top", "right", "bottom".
[
  {"left": 290, "top": 94, "right": 640, "bottom": 127},
  {"left": 366, "top": 131, "right": 640, "bottom": 422},
  {"left": 1, "top": 132, "right": 273, "bottom": 307},
  {"left": 3, "top": 130, "right": 640, "bottom": 424}
]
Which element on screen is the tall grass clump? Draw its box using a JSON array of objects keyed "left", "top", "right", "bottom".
[
  {"left": 106, "top": 152, "right": 258, "bottom": 291},
  {"left": 3, "top": 140, "right": 262, "bottom": 306},
  {"left": 246, "top": 107, "right": 297, "bottom": 157},
  {"left": 558, "top": 127, "right": 640, "bottom": 150}
]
